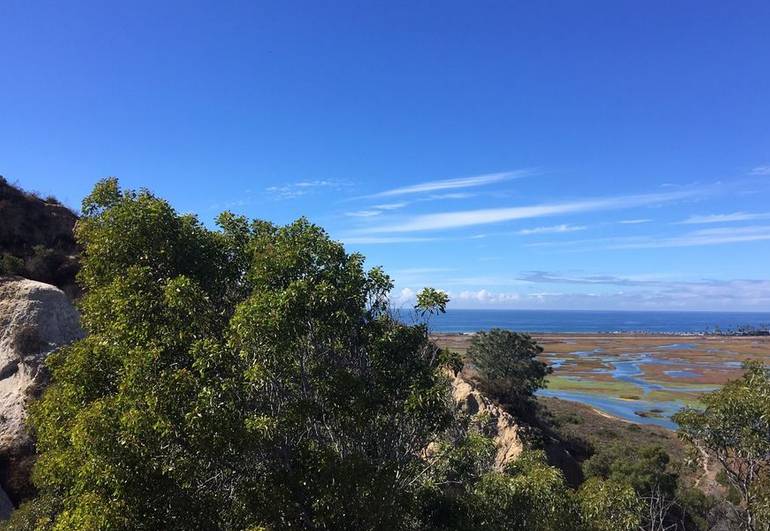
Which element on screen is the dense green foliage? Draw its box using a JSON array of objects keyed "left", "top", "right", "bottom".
[
  {"left": 584, "top": 444, "right": 678, "bottom": 499},
  {"left": 675, "top": 361, "right": 770, "bottom": 531},
  {"left": 577, "top": 477, "right": 641, "bottom": 531},
  {"left": 583, "top": 443, "right": 716, "bottom": 530},
  {"left": 2, "top": 178, "right": 715, "bottom": 530},
  {"left": 467, "top": 329, "right": 551, "bottom": 414},
  {"left": 26, "top": 179, "right": 459, "bottom": 529}
]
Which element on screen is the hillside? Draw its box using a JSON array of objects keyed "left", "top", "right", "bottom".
[{"left": 0, "top": 178, "right": 79, "bottom": 297}]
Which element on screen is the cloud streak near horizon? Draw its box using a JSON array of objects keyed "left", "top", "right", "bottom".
[
  {"left": 334, "top": 171, "right": 770, "bottom": 310},
  {"left": 517, "top": 224, "right": 587, "bottom": 235},
  {"left": 361, "top": 188, "right": 702, "bottom": 234},
  {"left": 679, "top": 212, "right": 770, "bottom": 224},
  {"left": 527, "top": 225, "right": 770, "bottom": 251}
]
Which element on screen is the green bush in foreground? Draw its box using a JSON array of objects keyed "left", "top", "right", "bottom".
[
  {"left": 675, "top": 361, "right": 770, "bottom": 531},
  {"left": 11, "top": 179, "right": 646, "bottom": 530}
]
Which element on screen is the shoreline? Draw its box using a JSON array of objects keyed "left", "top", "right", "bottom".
[
  {"left": 435, "top": 332, "right": 770, "bottom": 431},
  {"left": 433, "top": 331, "right": 769, "bottom": 338}
]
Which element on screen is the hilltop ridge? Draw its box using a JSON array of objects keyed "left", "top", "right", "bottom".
[{"left": 0, "top": 178, "right": 79, "bottom": 297}]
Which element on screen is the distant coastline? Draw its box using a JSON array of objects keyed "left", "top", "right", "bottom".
[{"left": 400, "top": 308, "right": 770, "bottom": 335}]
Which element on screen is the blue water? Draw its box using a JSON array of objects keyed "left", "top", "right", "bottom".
[
  {"left": 536, "top": 390, "right": 681, "bottom": 430},
  {"left": 408, "top": 309, "right": 768, "bottom": 429},
  {"left": 411, "top": 309, "right": 770, "bottom": 334},
  {"left": 608, "top": 360, "right": 717, "bottom": 394}
]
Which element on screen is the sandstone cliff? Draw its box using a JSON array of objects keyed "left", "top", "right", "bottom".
[
  {"left": 0, "top": 278, "right": 82, "bottom": 516},
  {"left": 450, "top": 374, "right": 524, "bottom": 468}
]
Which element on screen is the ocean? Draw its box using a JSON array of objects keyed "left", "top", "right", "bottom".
[{"left": 402, "top": 309, "right": 770, "bottom": 334}]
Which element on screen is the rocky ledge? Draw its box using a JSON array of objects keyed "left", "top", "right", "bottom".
[{"left": 0, "top": 277, "right": 82, "bottom": 517}]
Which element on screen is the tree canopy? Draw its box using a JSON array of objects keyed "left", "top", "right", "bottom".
[
  {"left": 466, "top": 328, "right": 551, "bottom": 413},
  {"left": 10, "top": 179, "right": 645, "bottom": 530},
  {"left": 674, "top": 361, "right": 770, "bottom": 531}
]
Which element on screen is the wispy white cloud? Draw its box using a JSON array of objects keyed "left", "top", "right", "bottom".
[
  {"left": 385, "top": 274, "right": 770, "bottom": 310},
  {"left": 519, "top": 271, "right": 681, "bottom": 287},
  {"left": 363, "top": 189, "right": 700, "bottom": 234},
  {"left": 456, "top": 289, "right": 521, "bottom": 304},
  {"left": 749, "top": 165, "right": 770, "bottom": 176},
  {"left": 530, "top": 225, "right": 770, "bottom": 251},
  {"left": 266, "top": 180, "right": 347, "bottom": 199},
  {"left": 390, "top": 287, "right": 416, "bottom": 306},
  {"left": 510, "top": 271, "right": 770, "bottom": 310},
  {"left": 619, "top": 219, "right": 652, "bottom": 224},
  {"left": 344, "top": 201, "right": 408, "bottom": 218},
  {"left": 427, "top": 192, "right": 476, "bottom": 200},
  {"left": 439, "top": 276, "right": 528, "bottom": 287},
  {"left": 345, "top": 210, "right": 383, "bottom": 218},
  {"left": 445, "top": 283, "right": 770, "bottom": 310},
  {"left": 679, "top": 212, "right": 770, "bottom": 224},
  {"left": 373, "top": 202, "right": 408, "bottom": 210},
  {"left": 340, "top": 235, "right": 439, "bottom": 245},
  {"left": 517, "top": 224, "right": 587, "bottom": 235},
  {"left": 617, "top": 225, "right": 770, "bottom": 249},
  {"left": 388, "top": 270, "right": 770, "bottom": 310},
  {"left": 366, "top": 170, "right": 529, "bottom": 198},
  {"left": 391, "top": 267, "right": 454, "bottom": 275}
]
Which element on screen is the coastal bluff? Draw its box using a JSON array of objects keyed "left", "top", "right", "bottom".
[
  {"left": 0, "top": 277, "right": 82, "bottom": 517},
  {"left": 451, "top": 374, "right": 524, "bottom": 468}
]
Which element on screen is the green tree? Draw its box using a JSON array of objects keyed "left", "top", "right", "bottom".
[
  {"left": 583, "top": 444, "right": 683, "bottom": 530},
  {"left": 674, "top": 361, "right": 770, "bottom": 531},
  {"left": 467, "top": 329, "right": 551, "bottom": 410},
  {"left": 458, "top": 450, "right": 643, "bottom": 531},
  {"left": 576, "top": 477, "right": 641, "bottom": 531},
  {"left": 28, "top": 180, "right": 456, "bottom": 529},
  {"left": 583, "top": 444, "right": 677, "bottom": 499},
  {"left": 30, "top": 179, "right": 250, "bottom": 529},
  {"left": 17, "top": 179, "right": 652, "bottom": 531},
  {"left": 227, "top": 218, "right": 455, "bottom": 529},
  {"left": 469, "top": 450, "right": 578, "bottom": 531},
  {"left": 416, "top": 287, "right": 449, "bottom": 317}
]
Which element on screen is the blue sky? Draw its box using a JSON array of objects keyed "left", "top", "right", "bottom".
[{"left": 2, "top": 1, "right": 770, "bottom": 310}]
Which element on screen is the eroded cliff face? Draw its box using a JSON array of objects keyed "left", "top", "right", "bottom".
[
  {"left": 0, "top": 277, "right": 83, "bottom": 516},
  {"left": 450, "top": 374, "right": 524, "bottom": 469}
]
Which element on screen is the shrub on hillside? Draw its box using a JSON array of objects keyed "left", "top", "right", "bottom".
[{"left": 467, "top": 328, "right": 551, "bottom": 416}]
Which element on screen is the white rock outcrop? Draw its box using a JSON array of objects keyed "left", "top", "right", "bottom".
[
  {"left": 451, "top": 375, "right": 523, "bottom": 469},
  {"left": 0, "top": 277, "right": 82, "bottom": 517}
]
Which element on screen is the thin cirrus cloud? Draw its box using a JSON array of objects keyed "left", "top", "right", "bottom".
[
  {"left": 266, "top": 179, "right": 347, "bottom": 199},
  {"left": 529, "top": 225, "right": 770, "bottom": 251},
  {"left": 618, "top": 219, "right": 652, "bottom": 224},
  {"left": 519, "top": 271, "right": 680, "bottom": 287},
  {"left": 362, "top": 189, "right": 700, "bottom": 234},
  {"left": 679, "top": 212, "right": 770, "bottom": 224},
  {"left": 339, "top": 235, "right": 440, "bottom": 245},
  {"left": 749, "top": 165, "right": 770, "bottom": 176},
  {"left": 345, "top": 210, "right": 383, "bottom": 218},
  {"left": 517, "top": 224, "right": 587, "bottom": 235},
  {"left": 516, "top": 271, "right": 770, "bottom": 306},
  {"left": 343, "top": 175, "right": 503, "bottom": 218},
  {"left": 373, "top": 202, "right": 408, "bottom": 210},
  {"left": 364, "top": 170, "right": 530, "bottom": 198},
  {"left": 344, "top": 202, "right": 408, "bottom": 217}
]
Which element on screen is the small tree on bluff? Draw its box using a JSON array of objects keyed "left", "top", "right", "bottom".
[{"left": 467, "top": 328, "right": 551, "bottom": 411}]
